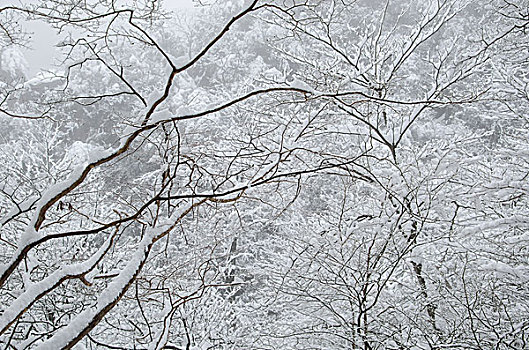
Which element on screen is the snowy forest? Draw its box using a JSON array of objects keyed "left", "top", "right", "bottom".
[{"left": 0, "top": 0, "right": 528, "bottom": 349}]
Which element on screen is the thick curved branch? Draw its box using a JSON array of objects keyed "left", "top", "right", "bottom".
[{"left": 0, "top": 230, "right": 118, "bottom": 336}]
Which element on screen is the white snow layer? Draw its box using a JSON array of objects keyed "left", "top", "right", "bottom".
[
  {"left": 0, "top": 234, "right": 114, "bottom": 334},
  {"left": 34, "top": 217, "right": 182, "bottom": 349},
  {"left": 34, "top": 232, "right": 154, "bottom": 349}
]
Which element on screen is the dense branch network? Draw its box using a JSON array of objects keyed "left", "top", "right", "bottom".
[{"left": 0, "top": 0, "right": 528, "bottom": 349}]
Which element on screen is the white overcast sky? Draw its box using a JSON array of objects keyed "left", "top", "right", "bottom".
[{"left": 20, "top": 0, "right": 195, "bottom": 76}]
